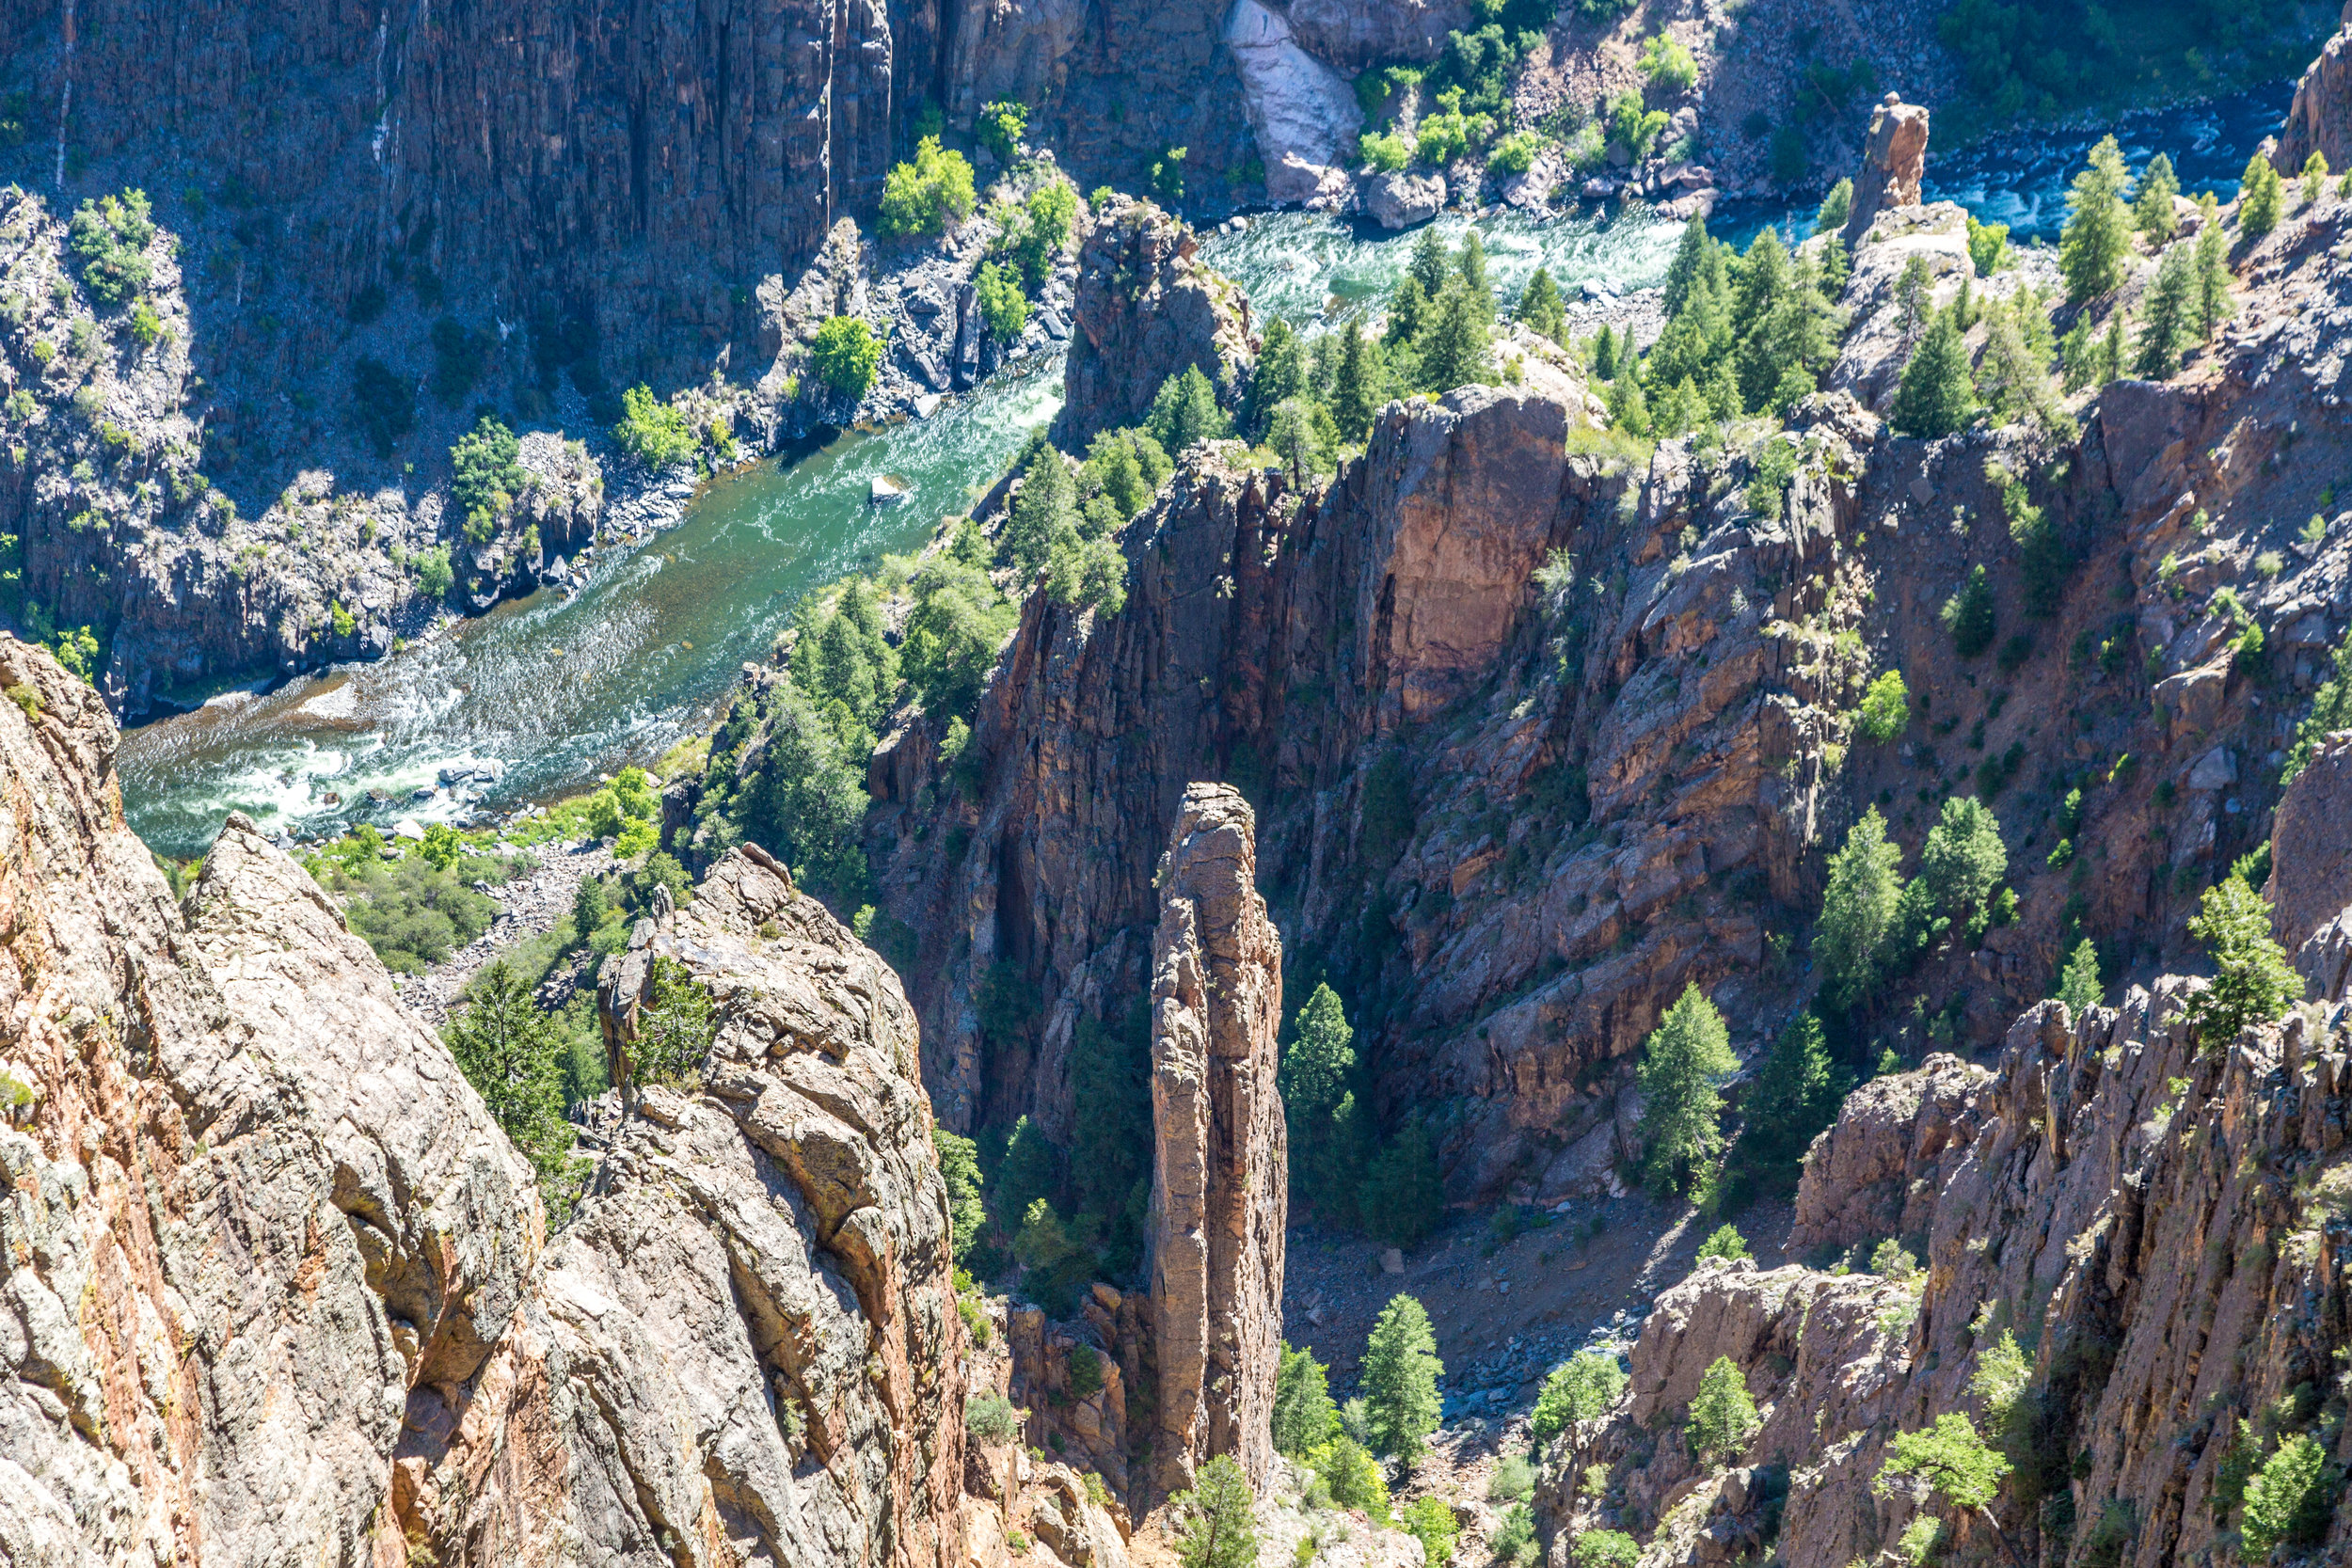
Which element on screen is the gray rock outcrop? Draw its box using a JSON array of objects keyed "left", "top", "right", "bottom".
[
  {"left": 1052, "top": 200, "right": 1254, "bottom": 450},
  {"left": 0, "top": 633, "right": 540, "bottom": 1566},
  {"left": 0, "top": 631, "right": 1104, "bottom": 1568},
  {"left": 1148, "top": 784, "right": 1285, "bottom": 1496}
]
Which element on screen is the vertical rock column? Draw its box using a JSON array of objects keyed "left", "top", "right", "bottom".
[
  {"left": 1839, "top": 92, "right": 1931, "bottom": 245},
  {"left": 1147, "top": 783, "right": 1287, "bottom": 1496}
]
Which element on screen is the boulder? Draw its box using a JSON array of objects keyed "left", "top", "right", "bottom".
[
  {"left": 1365, "top": 168, "right": 1448, "bottom": 229},
  {"left": 1149, "top": 784, "right": 1287, "bottom": 1496}
]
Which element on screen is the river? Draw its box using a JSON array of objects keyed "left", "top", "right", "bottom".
[{"left": 116, "top": 82, "right": 2294, "bottom": 858}]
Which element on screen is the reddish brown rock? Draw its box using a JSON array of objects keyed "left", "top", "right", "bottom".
[
  {"left": 1147, "top": 784, "right": 1286, "bottom": 1496},
  {"left": 2275, "top": 5, "right": 2352, "bottom": 175},
  {"left": 1839, "top": 93, "right": 1931, "bottom": 246}
]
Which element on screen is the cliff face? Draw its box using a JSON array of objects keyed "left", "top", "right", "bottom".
[
  {"left": 2, "top": 0, "right": 891, "bottom": 379},
  {"left": 395, "top": 844, "right": 977, "bottom": 1568},
  {"left": 1146, "top": 784, "right": 1285, "bottom": 1495},
  {"left": 1577, "top": 939, "right": 2352, "bottom": 1568},
  {"left": 0, "top": 631, "right": 1104, "bottom": 1568},
  {"left": 2275, "top": 5, "right": 2352, "bottom": 173},
  {"left": 0, "top": 632, "right": 540, "bottom": 1563},
  {"left": 875, "top": 125, "right": 2352, "bottom": 1214}
]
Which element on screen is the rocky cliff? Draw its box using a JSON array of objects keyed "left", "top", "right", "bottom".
[
  {"left": 0, "top": 630, "right": 1114, "bottom": 1567},
  {"left": 1568, "top": 921, "right": 2352, "bottom": 1568},
  {"left": 0, "top": 631, "right": 539, "bottom": 1563},
  {"left": 1051, "top": 198, "right": 1255, "bottom": 451},
  {"left": 869, "top": 93, "right": 2352, "bottom": 1224},
  {"left": 1146, "top": 783, "right": 1285, "bottom": 1495}
]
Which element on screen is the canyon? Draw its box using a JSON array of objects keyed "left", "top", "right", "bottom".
[{"left": 15, "top": 3, "right": 2352, "bottom": 1568}]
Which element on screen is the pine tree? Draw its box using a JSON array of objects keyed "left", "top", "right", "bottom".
[
  {"left": 1744, "top": 1011, "right": 1839, "bottom": 1165},
  {"left": 1005, "top": 443, "right": 1077, "bottom": 578},
  {"left": 2185, "top": 875, "right": 2300, "bottom": 1046},
  {"left": 1386, "top": 275, "right": 1429, "bottom": 348},
  {"left": 2134, "top": 151, "right": 2180, "bottom": 245},
  {"left": 2096, "top": 313, "right": 2128, "bottom": 385},
  {"left": 1815, "top": 177, "right": 1853, "bottom": 233},
  {"left": 1687, "top": 1357, "right": 1760, "bottom": 1462},
  {"left": 1360, "top": 1294, "right": 1444, "bottom": 1465},
  {"left": 1169, "top": 1455, "right": 1258, "bottom": 1568},
  {"left": 1890, "top": 309, "right": 1976, "bottom": 437},
  {"left": 1409, "top": 225, "right": 1452, "bottom": 297},
  {"left": 445, "top": 960, "right": 577, "bottom": 1193},
  {"left": 1332, "top": 322, "right": 1379, "bottom": 441},
  {"left": 2240, "top": 152, "right": 2284, "bottom": 242},
  {"left": 1516, "top": 266, "right": 1565, "bottom": 343},
  {"left": 2059, "top": 135, "right": 2132, "bottom": 303},
  {"left": 1282, "top": 984, "right": 1359, "bottom": 1209},
  {"left": 933, "top": 1129, "right": 988, "bottom": 1266},
  {"left": 1819, "top": 807, "right": 1905, "bottom": 1010},
  {"left": 2055, "top": 938, "right": 2103, "bottom": 1016},
  {"left": 1457, "top": 229, "right": 1489, "bottom": 300},
  {"left": 2133, "top": 241, "right": 2197, "bottom": 379},
  {"left": 1918, "top": 796, "right": 2008, "bottom": 921},
  {"left": 2305, "top": 149, "right": 2332, "bottom": 195},
  {"left": 1635, "top": 984, "right": 1740, "bottom": 1196},
  {"left": 1418, "top": 276, "right": 1493, "bottom": 392},
  {"left": 1590, "top": 322, "right": 1619, "bottom": 380},
  {"left": 1896, "top": 255, "right": 1933, "bottom": 342},
  {"left": 1145, "top": 365, "right": 1232, "bottom": 455},
  {"left": 1245, "top": 318, "right": 1307, "bottom": 437},
  {"left": 1661, "top": 214, "right": 1714, "bottom": 317},
  {"left": 1273, "top": 1341, "right": 1340, "bottom": 1456},
  {"left": 2195, "top": 195, "right": 2235, "bottom": 340}
]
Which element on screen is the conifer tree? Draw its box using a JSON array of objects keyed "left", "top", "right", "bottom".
[
  {"left": 1386, "top": 275, "right": 1429, "bottom": 348},
  {"left": 1635, "top": 984, "right": 1739, "bottom": 1196},
  {"left": 2096, "top": 313, "right": 2128, "bottom": 384},
  {"left": 1516, "top": 266, "right": 1565, "bottom": 343},
  {"left": 1457, "top": 229, "right": 1489, "bottom": 300},
  {"left": 1590, "top": 322, "right": 1619, "bottom": 380},
  {"left": 2240, "top": 152, "right": 2284, "bottom": 242},
  {"left": 1360, "top": 1295, "right": 1445, "bottom": 1464},
  {"left": 1661, "top": 214, "right": 1714, "bottom": 318},
  {"left": 1244, "top": 318, "right": 1307, "bottom": 438},
  {"left": 1896, "top": 255, "right": 1933, "bottom": 342},
  {"left": 1332, "top": 321, "right": 1379, "bottom": 442},
  {"left": 1744, "top": 1011, "right": 1839, "bottom": 1166},
  {"left": 1418, "top": 276, "right": 1493, "bottom": 392},
  {"left": 2056, "top": 938, "right": 2103, "bottom": 1016},
  {"left": 1282, "top": 984, "right": 1363, "bottom": 1210},
  {"left": 2304, "top": 149, "right": 2331, "bottom": 194},
  {"left": 2133, "top": 151, "right": 2180, "bottom": 245},
  {"left": 2194, "top": 195, "right": 2235, "bottom": 340},
  {"left": 1408, "top": 225, "right": 1452, "bottom": 297},
  {"left": 1820, "top": 807, "right": 1905, "bottom": 1010},
  {"left": 2133, "top": 242, "right": 2197, "bottom": 379},
  {"left": 2059, "top": 135, "right": 2132, "bottom": 303},
  {"left": 1891, "top": 309, "right": 1976, "bottom": 437}
]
